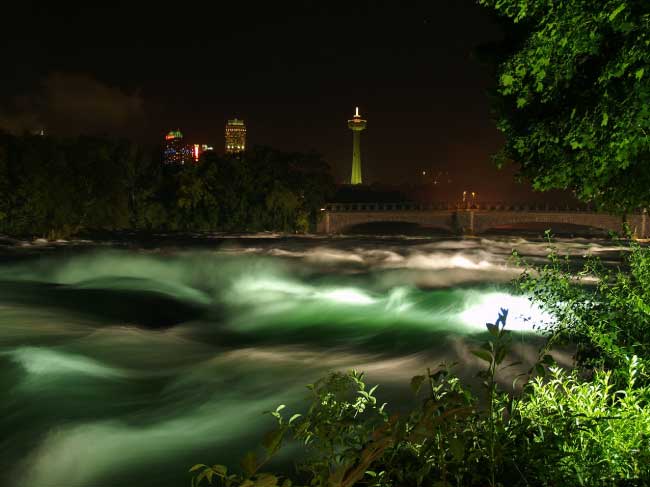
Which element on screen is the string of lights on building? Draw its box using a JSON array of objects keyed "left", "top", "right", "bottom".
[
  {"left": 163, "top": 130, "right": 190, "bottom": 165},
  {"left": 225, "top": 119, "right": 246, "bottom": 154}
]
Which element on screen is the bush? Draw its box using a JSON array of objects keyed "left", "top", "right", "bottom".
[
  {"left": 514, "top": 234, "right": 650, "bottom": 382},
  {"left": 511, "top": 356, "right": 650, "bottom": 485}
]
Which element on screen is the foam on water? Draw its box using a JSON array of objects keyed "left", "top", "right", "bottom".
[
  {"left": 0, "top": 235, "right": 616, "bottom": 487},
  {"left": 6, "top": 347, "right": 125, "bottom": 379},
  {"left": 459, "top": 291, "right": 554, "bottom": 332}
]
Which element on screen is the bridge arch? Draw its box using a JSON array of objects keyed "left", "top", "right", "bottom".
[
  {"left": 472, "top": 211, "right": 626, "bottom": 235},
  {"left": 320, "top": 210, "right": 456, "bottom": 234},
  {"left": 341, "top": 221, "right": 454, "bottom": 235}
]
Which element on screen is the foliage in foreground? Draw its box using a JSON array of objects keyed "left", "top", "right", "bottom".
[
  {"left": 514, "top": 236, "right": 650, "bottom": 382},
  {"left": 191, "top": 305, "right": 650, "bottom": 486},
  {"left": 478, "top": 0, "right": 650, "bottom": 212}
]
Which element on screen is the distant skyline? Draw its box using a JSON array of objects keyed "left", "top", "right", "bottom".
[{"left": 0, "top": 0, "right": 569, "bottom": 201}]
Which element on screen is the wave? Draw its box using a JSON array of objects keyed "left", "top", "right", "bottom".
[{"left": 0, "top": 236, "right": 604, "bottom": 487}]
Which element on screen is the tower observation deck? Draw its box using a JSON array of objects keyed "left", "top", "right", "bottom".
[{"left": 347, "top": 107, "right": 367, "bottom": 185}]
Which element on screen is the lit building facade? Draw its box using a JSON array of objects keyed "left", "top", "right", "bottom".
[
  {"left": 347, "top": 107, "right": 367, "bottom": 185},
  {"left": 163, "top": 130, "right": 190, "bottom": 165},
  {"left": 225, "top": 119, "right": 246, "bottom": 154},
  {"left": 191, "top": 144, "right": 214, "bottom": 162}
]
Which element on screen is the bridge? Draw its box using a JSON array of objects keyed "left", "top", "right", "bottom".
[{"left": 317, "top": 202, "right": 649, "bottom": 238}]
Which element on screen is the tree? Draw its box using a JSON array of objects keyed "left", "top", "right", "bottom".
[
  {"left": 478, "top": 0, "right": 650, "bottom": 212},
  {"left": 0, "top": 133, "right": 11, "bottom": 229},
  {"left": 0, "top": 134, "right": 333, "bottom": 237}
]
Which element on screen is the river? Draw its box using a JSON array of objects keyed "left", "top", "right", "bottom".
[{"left": 0, "top": 234, "right": 625, "bottom": 487}]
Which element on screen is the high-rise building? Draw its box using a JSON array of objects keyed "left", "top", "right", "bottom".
[
  {"left": 347, "top": 107, "right": 367, "bottom": 185},
  {"left": 190, "top": 144, "right": 214, "bottom": 163},
  {"left": 225, "top": 119, "right": 246, "bottom": 154},
  {"left": 163, "top": 129, "right": 188, "bottom": 164}
]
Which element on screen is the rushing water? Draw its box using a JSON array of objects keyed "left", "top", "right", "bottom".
[{"left": 0, "top": 234, "right": 625, "bottom": 487}]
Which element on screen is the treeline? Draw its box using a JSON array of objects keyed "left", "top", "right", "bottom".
[{"left": 0, "top": 133, "right": 334, "bottom": 238}]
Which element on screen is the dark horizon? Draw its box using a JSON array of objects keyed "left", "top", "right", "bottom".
[{"left": 1, "top": 0, "right": 570, "bottom": 202}]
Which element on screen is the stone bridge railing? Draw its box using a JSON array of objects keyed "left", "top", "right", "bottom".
[
  {"left": 317, "top": 203, "right": 649, "bottom": 238},
  {"left": 322, "top": 201, "right": 642, "bottom": 212}
]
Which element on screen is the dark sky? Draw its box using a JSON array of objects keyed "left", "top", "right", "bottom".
[{"left": 1, "top": 0, "right": 558, "bottom": 201}]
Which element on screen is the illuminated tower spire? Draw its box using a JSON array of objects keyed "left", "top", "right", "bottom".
[{"left": 347, "top": 106, "right": 367, "bottom": 185}]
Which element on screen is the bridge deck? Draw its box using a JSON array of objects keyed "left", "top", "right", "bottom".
[{"left": 317, "top": 205, "right": 648, "bottom": 238}]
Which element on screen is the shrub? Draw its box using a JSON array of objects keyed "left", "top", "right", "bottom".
[
  {"left": 510, "top": 356, "right": 650, "bottom": 485},
  {"left": 513, "top": 234, "right": 650, "bottom": 383}
]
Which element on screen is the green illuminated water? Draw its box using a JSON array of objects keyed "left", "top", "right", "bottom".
[{"left": 0, "top": 236, "right": 621, "bottom": 486}]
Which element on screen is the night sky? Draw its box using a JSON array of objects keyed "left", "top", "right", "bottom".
[{"left": 1, "top": 0, "right": 560, "bottom": 201}]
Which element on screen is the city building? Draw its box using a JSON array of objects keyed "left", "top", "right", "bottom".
[
  {"left": 347, "top": 107, "right": 367, "bottom": 185},
  {"left": 225, "top": 118, "right": 246, "bottom": 154},
  {"left": 163, "top": 129, "right": 190, "bottom": 165},
  {"left": 191, "top": 144, "right": 215, "bottom": 163}
]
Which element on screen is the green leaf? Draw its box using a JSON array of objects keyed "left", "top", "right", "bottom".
[
  {"left": 189, "top": 464, "right": 208, "bottom": 473},
  {"left": 495, "top": 346, "right": 507, "bottom": 365},
  {"left": 241, "top": 451, "right": 258, "bottom": 477},
  {"left": 410, "top": 375, "right": 426, "bottom": 394},
  {"left": 471, "top": 349, "right": 493, "bottom": 363},
  {"left": 262, "top": 427, "right": 285, "bottom": 455},
  {"left": 501, "top": 73, "right": 514, "bottom": 86},
  {"left": 486, "top": 322, "right": 499, "bottom": 336},
  {"left": 636, "top": 68, "right": 645, "bottom": 81},
  {"left": 195, "top": 470, "right": 209, "bottom": 486},
  {"left": 212, "top": 465, "right": 227, "bottom": 476},
  {"left": 601, "top": 113, "right": 609, "bottom": 127},
  {"left": 608, "top": 3, "right": 626, "bottom": 22},
  {"left": 516, "top": 97, "right": 527, "bottom": 109}
]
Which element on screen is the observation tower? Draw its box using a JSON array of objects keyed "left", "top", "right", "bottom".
[{"left": 347, "top": 107, "right": 367, "bottom": 185}]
